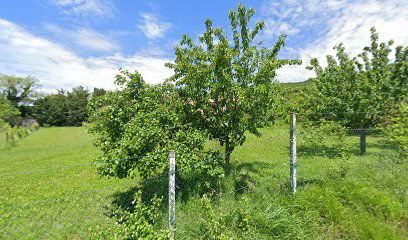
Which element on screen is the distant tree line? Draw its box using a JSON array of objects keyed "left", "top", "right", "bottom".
[
  {"left": 0, "top": 73, "right": 106, "bottom": 128},
  {"left": 33, "top": 87, "right": 106, "bottom": 126}
]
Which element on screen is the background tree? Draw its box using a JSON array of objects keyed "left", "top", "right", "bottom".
[
  {"left": 389, "top": 45, "right": 408, "bottom": 104},
  {"left": 0, "top": 74, "right": 40, "bottom": 117},
  {"left": 33, "top": 90, "right": 68, "bottom": 126},
  {"left": 385, "top": 103, "right": 408, "bottom": 158},
  {"left": 0, "top": 98, "right": 20, "bottom": 143},
  {"left": 304, "top": 27, "right": 407, "bottom": 153},
  {"left": 166, "top": 3, "right": 301, "bottom": 167},
  {"left": 32, "top": 86, "right": 90, "bottom": 126},
  {"left": 91, "top": 87, "right": 107, "bottom": 99},
  {"left": 66, "top": 86, "right": 90, "bottom": 126}
]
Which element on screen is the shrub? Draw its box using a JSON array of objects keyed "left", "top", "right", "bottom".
[{"left": 91, "top": 191, "right": 168, "bottom": 240}]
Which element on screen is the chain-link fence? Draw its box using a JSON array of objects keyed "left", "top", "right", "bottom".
[{"left": 1, "top": 112, "right": 405, "bottom": 239}]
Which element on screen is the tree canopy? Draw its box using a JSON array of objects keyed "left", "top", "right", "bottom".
[
  {"left": 32, "top": 86, "right": 91, "bottom": 126},
  {"left": 0, "top": 74, "right": 40, "bottom": 104},
  {"left": 303, "top": 27, "right": 407, "bottom": 154},
  {"left": 88, "top": 70, "right": 222, "bottom": 179},
  {"left": 166, "top": 3, "right": 301, "bottom": 167},
  {"left": 0, "top": 98, "right": 19, "bottom": 131},
  {"left": 305, "top": 27, "right": 407, "bottom": 128},
  {"left": 0, "top": 74, "right": 40, "bottom": 116}
]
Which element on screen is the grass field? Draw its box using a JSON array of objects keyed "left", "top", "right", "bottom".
[
  {"left": 1, "top": 124, "right": 407, "bottom": 239},
  {"left": 0, "top": 127, "right": 135, "bottom": 239}
]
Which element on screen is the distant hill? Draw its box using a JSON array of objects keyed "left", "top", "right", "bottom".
[{"left": 280, "top": 79, "right": 311, "bottom": 89}]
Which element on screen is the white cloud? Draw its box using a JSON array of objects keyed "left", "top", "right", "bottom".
[
  {"left": 264, "top": 20, "right": 300, "bottom": 36},
  {"left": 261, "top": 0, "right": 408, "bottom": 82},
  {"left": 52, "top": 0, "right": 115, "bottom": 18},
  {"left": 45, "top": 24, "right": 119, "bottom": 52},
  {"left": 138, "top": 13, "right": 172, "bottom": 39},
  {"left": 0, "top": 18, "right": 173, "bottom": 92}
]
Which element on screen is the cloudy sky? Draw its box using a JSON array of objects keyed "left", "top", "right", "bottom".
[{"left": 0, "top": 0, "right": 407, "bottom": 92}]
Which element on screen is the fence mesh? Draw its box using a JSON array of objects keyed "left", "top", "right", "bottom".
[{"left": 1, "top": 112, "right": 405, "bottom": 239}]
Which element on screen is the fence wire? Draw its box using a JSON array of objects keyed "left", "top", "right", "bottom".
[{"left": 1, "top": 111, "right": 404, "bottom": 239}]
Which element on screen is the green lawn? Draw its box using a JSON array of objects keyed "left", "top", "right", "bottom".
[
  {"left": 1, "top": 125, "right": 407, "bottom": 239},
  {"left": 0, "top": 127, "right": 134, "bottom": 239}
]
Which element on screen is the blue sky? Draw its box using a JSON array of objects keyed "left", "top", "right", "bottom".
[{"left": 0, "top": 0, "right": 407, "bottom": 92}]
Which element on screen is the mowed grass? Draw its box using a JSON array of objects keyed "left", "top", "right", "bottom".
[
  {"left": 1, "top": 124, "right": 407, "bottom": 239},
  {"left": 0, "top": 127, "right": 134, "bottom": 239}
]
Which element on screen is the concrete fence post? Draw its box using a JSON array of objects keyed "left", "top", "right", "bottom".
[
  {"left": 168, "top": 150, "right": 176, "bottom": 239},
  {"left": 290, "top": 112, "right": 297, "bottom": 193}
]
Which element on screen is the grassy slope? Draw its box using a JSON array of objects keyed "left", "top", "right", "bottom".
[
  {"left": 1, "top": 125, "right": 407, "bottom": 239},
  {"left": 0, "top": 127, "right": 134, "bottom": 239}
]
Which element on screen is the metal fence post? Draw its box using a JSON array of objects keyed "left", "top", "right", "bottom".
[
  {"left": 168, "top": 150, "right": 176, "bottom": 239},
  {"left": 360, "top": 129, "right": 366, "bottom": 154},
  {"left": 290, "top": 112, "right": 297, "bottom": 193}
]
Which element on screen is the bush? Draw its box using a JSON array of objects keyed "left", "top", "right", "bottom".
[
  {"left": 88, "top": 70, "right": 223, "bottom": 181},
  {"left": 91, "top": 191, "right": 168, "bottom": 240}
]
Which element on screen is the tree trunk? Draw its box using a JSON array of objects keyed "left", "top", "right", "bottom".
[
  {"left": 360, "top": 129, "right": 366, "bottom": 154},
  {"left": 225, "top": 136, "right": 232, "bottom": 169},
  {"left": 360, "top": 114, "right": 373, "bottom": 154}
]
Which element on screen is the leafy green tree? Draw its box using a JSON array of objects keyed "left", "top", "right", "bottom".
[
  {"left": 385, "top": 103, "right": 408, "bottom": 158},
  {"left": 32, "top": 90, "right": 68, "bottom": 126},
  {"left": 33, "top": 86, "right": 90, "bottom": 126},
  {"left": 0, "top": 98, "right": 20, "bottom": 125},
  {"left": 91, "top": 87, "right": 107, "bottom": 99},
  {"left": 88, "top": 70, "right": 223, "bottom": 179},
  {"left": 66, "top": 86, "right": 90, "bottom": 126},
  {"left": 305, "top": 27, "right": 407, "bottom": 153},
  {"left": 165, "top": 3, "right": 301, "bottom": 167},
  {"left": 279, "top": 80, "right": 311, "bottom": 119},
  {"left": 389, "top": 45, "right": 408, "bottom": 103},
  {"left": 0, "top": 98, "right": 20, "bottom": 143},
  {"left": 0, "top": 74, "right": 40, "bottom": 116}
]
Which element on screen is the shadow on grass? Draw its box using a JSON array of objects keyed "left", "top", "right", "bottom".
[
  {"left": 108, "top": 175, "right": 169, "bottom": 215},
  {"left": 232, "top": 161, "right": 273, "bottom": 198},
  {"left": 298, "top": 144, "right": 349, "bottom": 158},
  {"left": 235, "top": 161, "right": 273, "bottom": 175},
  {"left": 368, "top": 139, "right": 399, "bottom": 151},
  {"left": 108, "top": 164, "right": 227, "bottom": 215},
  {"left": 298, "top": 178, "right": 323, "bottom": 187}
]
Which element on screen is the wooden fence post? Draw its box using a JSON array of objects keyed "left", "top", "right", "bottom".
[
  {"left": 290, "top": 112, "right": 297, "bottom": 193},
  {"left": 168, "top": 150, "right": 176, "bottom": 239}
]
